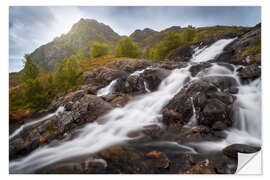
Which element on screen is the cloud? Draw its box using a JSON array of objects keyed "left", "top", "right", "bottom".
[{"left": 9, "top": 6, "right": 261, "bottom": 72}]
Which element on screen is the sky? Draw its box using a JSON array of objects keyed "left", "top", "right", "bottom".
[{"left": 9, "top": 6, "right": 261, "bottom": 72}]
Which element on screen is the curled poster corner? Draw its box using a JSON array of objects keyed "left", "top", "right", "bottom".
[{"left": 236, "top": 150, "right": 262, "bottom": 174}]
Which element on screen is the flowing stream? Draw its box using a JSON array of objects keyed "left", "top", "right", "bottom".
[
  {"left": 9, "top": 106, "right": 65, "bottom": 140},
  {"left": 10, "top": 38, "right": 261, "bottom": 173}
]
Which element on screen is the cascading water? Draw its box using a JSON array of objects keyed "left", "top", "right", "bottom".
[
  {"left": 191, "top": 38, "right": 237, "bottom": 62},
  {"left": 10, "top": 66, "right": 192, "bottom": 173},
  {"left": 188, "top": 63, "right": 261, "bottom": 151},
  {"left": 9, "top": 106, "right": 65, "bottom": 140},
  {"left": 96, "top": 79, "right": 118, "bottom": 96},
  {"left": 10, "top": 38, "right": 261, "bottom": 173}
]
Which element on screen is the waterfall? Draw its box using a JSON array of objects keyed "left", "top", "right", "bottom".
[
  {"left": 191, "top": 38, "right": 237, "bottom": 62},
  {"left": 10, "top": 38, "right": 261, "bottom": 173},
  {"left": 96, "top": 79, "right": 118, "bottom": 96},
  {"left": 10, "top": 66, "right": 191, "bottom": 173}
]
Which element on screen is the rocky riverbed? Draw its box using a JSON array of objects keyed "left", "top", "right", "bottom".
[{"left": 9, "top": 26, "right": 261, "bottom": 174}]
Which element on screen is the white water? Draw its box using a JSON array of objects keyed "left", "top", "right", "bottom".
[
  {"left": 96, "top": 79, "right": 118, "bottom": 96},
  {"left": 189, "top": 64, "right": 261, "bottom": 151},
  {"left": 10, "top": 38, "right": 261, "bottom": 172},
  {"left": 10, "top": 66, "right": 191, "bottom": 173},
  {"left": 9, "top": 106, "right": 65, "bottom": 140},
  {"left": 191, "top": 38, "right": 237, "bottom": 62},
  {"left": 130, "top": 66, "right": 152, "bottom": 76}
]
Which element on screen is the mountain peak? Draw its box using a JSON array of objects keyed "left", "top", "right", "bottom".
[
  {"left": 29, "top": 18, "right": 121, "bottom": 71},
  {"left": 130, "top": 28, "right": 158, "bottom": 43}
]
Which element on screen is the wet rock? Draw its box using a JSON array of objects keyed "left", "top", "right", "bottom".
[
  {"left": 226, "top": 87, "right": 239, "bottom": 94},
  {"left": 99, "top": 145, "right": 154, "bottom": 173},
  {"left": 198, "top": 99, "right": 233, "bottom": 127},
  {"left": 183, "top": 159, "right": 216, "bottom": 174},
  {"left": 124, "top": 75, "right": 146, "bottom": 94},
  {"left": 155, "top": 61, "right": 188, "bottom": 70},
  {"left": 201, "top": 76, "right": 238, "bottom": 91},
  {"left": 163, "top": 76, "right": 237, "bottom": 130},
  {"left": 70, "top": 94, "right": 113, "bottom": 124},
  {"left": 56, "top": 112, "right": 74, "bottom": 134},
  {"left": 223, "top": 144, "right": 261, "bottom": 159},
  {"left": 110, "top": 94, "right": 132, "bottom": 107},
  {"left": 189, "top": 62, "right": 212, "bottom": 77},
  {"left": 9, "top": 138, "right": 25, "bottom": 159},
  {"left": 64, "top": 102, "right": 73, "bottom": 111},
  {"left": 145, "top": 150, "right": 170, "bottom": 168},
  {"left": 237, "top": 64, "right": 261, "bottom": 79},
  {"left": 212, "top": 121, "right": 228, "bottom": 131},
  {"left": 105, "top": 59, "right": 152, "bottom": 73},
  {"left": 142, "top": 68, "right": 171, "bottom": 91},
  {"left": 83, "top": 67, "right": 128, "bottom": 85}
]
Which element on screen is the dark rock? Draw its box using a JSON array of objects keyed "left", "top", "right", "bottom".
[
  {"left": 99, "top": 145, "right": 154, "bottom": 173},
  {"left": 70, "top": 94, "right": 113, "bottom": 125},
  {"left": 163, "top": 76, "right": 237, "bottom": 130},
  {"left": 227, "top": 87, "right": 239, "bottom": 94},
  {"left": 212, "top": 121, "right": 228, "bottom": 131},
  {"left": 237, "top": 64, "right": 261, "bottom": 79},
  {"left": 145, "top": 150, "right": 170, "bottom": 168},
  {"left": 199, "top": 99, "right": 232, "bottom": 127},
  {"left": 64, "top": 102, "right": 73, "bottom": 111},
  {"left": 223, "top": 144, "right": 261, "bottom": 159},
  {"left": 189, "top": 62, "right": 212, "bottom": 77},
  {"left": 83, "top": 67, "right": 128, "bottom": 85},
  {"left": 168, "top": 44, "right": 193, "bottom": 61},
  {"left": 105, "top": 59, "right": 152, "bottom": 73},
  {"left": 124, "top": 75, "right": 146, "bottom": 94},
  {"left": 183, "top": 159, "right": 216, "bottom": 174},
  {"left": 142, "top": 68, "right": 171, "bottom": 91}
]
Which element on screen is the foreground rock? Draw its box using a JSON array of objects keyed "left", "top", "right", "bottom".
[
  {"left": 10, "top": 94, "right": 113, "bottom": 160},
  {"left": 237, "top": 64, "right": 261, "bottom": 79},
  {"left": 163, "top": 76, "right": 237, "bottom": 130},
  {"left": 223, "top": 144, "right": 261, "bottom": 159}
]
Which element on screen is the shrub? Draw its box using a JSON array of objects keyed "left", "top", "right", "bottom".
[
  {"left": 115, "top": 37, "right": 142, "bottom": 58},
  {"left": 90, "top": 41, "right": 110, "bottom": 58},
  {"left": 54, "top": 55, "right": 83, "bottom": 92},
  {"left": 148, "top": 32, "right": 182, "bottom": 60}
]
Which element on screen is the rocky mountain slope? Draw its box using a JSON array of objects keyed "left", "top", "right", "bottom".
[
  {"left": 9, "top": 25, "right": 261, "bottom": 174},
  {"left": 29, "top": 19, "right": 121, "bottom": 71},
  {"left": 130, "top": 28, "right": 158, "bottom": 43}
]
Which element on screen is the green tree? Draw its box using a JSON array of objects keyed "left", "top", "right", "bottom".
[
  {"left": 115, "top": 37, "right": 142, "bottom": 58},
  {"left": 90, "top": 41, "right": 110, "bottom": 58},
  {"left": 150, "top": 32, "right": 182, "bottom": 60},
  {"left": 180, "top": 29, "right": 196, "bottom": 44},
  {"left": 23, "top": 78, "right": 48, "bottom": 109},
  {"left": 21, "top": 55, "right": 39, "bottom": 81},
  {"left": 54, "top": 55, "right": 82, "bottom": 92}
]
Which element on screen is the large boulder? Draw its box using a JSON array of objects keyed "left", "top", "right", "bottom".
[
  {"left": 83, "top": 67, "right": 128, "bottom": 85},
  {"left": 237, "top": 64, "right": 261, "bottom": 79},
  {"left": 124, "top": 75, "right": 147, "bottom": 94},
  {"left": 10, "top": 94, "right": 113, "bottom": 160},
  {"left": 142, "top": 68, "right": 171, "bottom": 91},
  {"left": 105, "top": 59, "right": 152, "bottom": 73},
  {"left": 163, "top": 76, "right": 237, "bottom": 130},
  {"left": 223, "top": 144, "right": 261, "bottom": 159}
]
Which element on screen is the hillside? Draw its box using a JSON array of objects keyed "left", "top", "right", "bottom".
[
  {"left": 29, "top": 18, "right": 121, "bottom": 71},
  {"left": 130, "top": 28, "right": 158, "bottom": 43}
]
